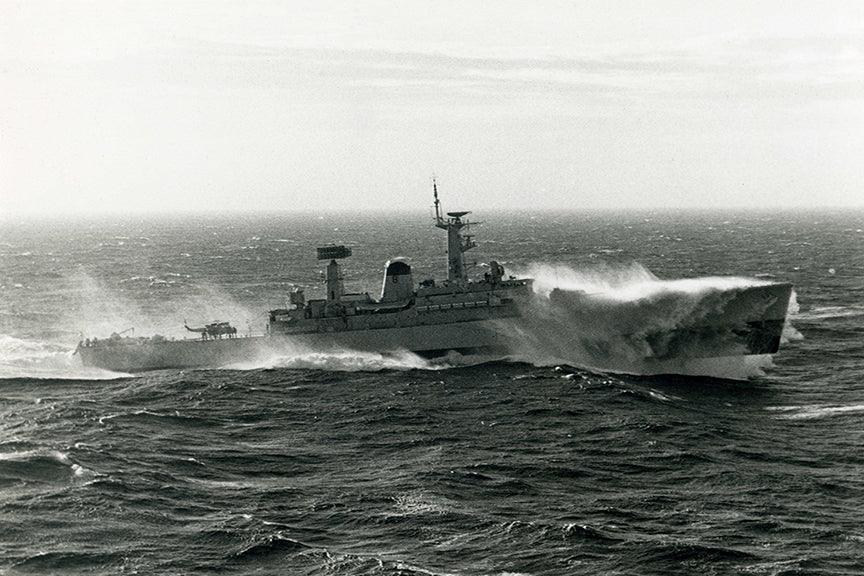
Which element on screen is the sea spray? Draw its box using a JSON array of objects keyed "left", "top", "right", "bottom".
[
  {"left": 224, "top": 339, "right": 437, "bottom": 372},
  {"left": 230, "top": 350, "right": 433, "bottom": 372},
  {"left": 55, "top": 271, "right": 263, "bottom": 341},
  {"left": 525, "top": 262, "right": 661, "bottom": 297},
  {"left": 0, "top": 334, "right": 127, "bottom": 380},
  {"left": 524, "top": 262, "right": 773, "bottom": 300},
  {"left": 0, "top": 271, "right": 263, "bottom": 379},
  {"left": 501, "top": 263, "right": 793, "bottom": 379},
  {"left": 782, "top": 290, "right": 804, "bottom": 342}
]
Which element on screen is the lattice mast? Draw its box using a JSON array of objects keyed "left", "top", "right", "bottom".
[{"left": 433, "top": 177, "right": 477, "bottom": 283}]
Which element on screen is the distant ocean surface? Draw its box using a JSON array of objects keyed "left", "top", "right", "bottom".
[{"left": 1, "top": 209, "right": 862, "bottom": 575}]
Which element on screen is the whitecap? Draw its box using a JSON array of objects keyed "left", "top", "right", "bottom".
[{"left": 767, "top": 403, "right": 864, "bottom": 420}]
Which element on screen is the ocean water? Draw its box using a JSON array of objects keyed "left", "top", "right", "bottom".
[{"left": 1, "top": 209, "right": 862, "bottom": 575}]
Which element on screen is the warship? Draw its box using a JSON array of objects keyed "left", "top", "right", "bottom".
[{"left": 77, "top": 182, "right": 793, "bottom": 373}]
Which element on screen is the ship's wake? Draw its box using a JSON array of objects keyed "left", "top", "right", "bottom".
[{"left": 500, "top": 263, "right": 798, "bottom": 380}]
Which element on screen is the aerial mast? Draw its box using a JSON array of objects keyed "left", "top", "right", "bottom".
[
  {"left": 431, "top": 177, "right": 477, "bottom": 284},
  {"left": 433, "top": 175, "right": 443, "bottom": 223}
]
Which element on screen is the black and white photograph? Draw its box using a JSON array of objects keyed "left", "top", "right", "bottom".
[{"left": 1, "top": 1, "right": 862, "bottom": 574}]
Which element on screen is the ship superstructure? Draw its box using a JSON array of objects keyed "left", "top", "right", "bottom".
[{"left": 265, "top": 179, "right": 533, "bottom": 355}]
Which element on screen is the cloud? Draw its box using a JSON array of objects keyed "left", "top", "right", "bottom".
[
  {"left": 2, "top": 1, "right": 863, "bottom": 213},
  {"left": 8, "top": 27, "right": 861, "bottom": 106}
]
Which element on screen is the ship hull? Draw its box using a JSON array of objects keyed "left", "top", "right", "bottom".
[
  {"left": 78, "top": 337, "right": 269, "bottom": 373},
  {"left": 78, "top": 320, "right": 511, "bottom": 373},
  {"left": 78, "top": 282, "right": 792, "bottom": 373},
  {"left": 645, "top": 282, "right": 792, "bottom": 357},
  {"left": 542, "top": 281, "right": 793, "bottom": 360},
  {"left": 271, "top": 318, "right": 510, "bottom": 355}
]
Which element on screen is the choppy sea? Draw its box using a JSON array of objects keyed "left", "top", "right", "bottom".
[{"left": 1, "top": 209, "right": 862, "bottom": 575}]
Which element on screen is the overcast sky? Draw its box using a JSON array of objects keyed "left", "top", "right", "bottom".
[{"left": 2, "top": 0, "right": 863, "bottom": 214}]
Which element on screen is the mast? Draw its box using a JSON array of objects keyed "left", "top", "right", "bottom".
[
  {"left": 432, "top": 178, "right": 477, "bottom": 283},
  {"left": 433, "top": 175, "right": 442, "bottom": 222},
  {"left": 317, "top": 245, "right": 352, "bottom": 301}
]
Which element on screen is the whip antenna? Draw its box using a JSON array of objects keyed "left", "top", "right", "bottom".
[{"left": 432, "top": 175, "right": 443, "bottom": 223}]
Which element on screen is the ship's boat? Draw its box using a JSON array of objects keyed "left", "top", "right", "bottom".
[{"left": 77, "top": 180, "right": 793, "bottom": 373}]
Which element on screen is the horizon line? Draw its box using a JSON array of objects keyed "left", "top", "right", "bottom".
[{"left": 3, "top": 204, "right": 864, "bottom": 221}]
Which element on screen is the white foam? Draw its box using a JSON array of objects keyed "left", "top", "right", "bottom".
[
  {"left": 524, "top": 262, "right": 769, "bottom": 300},
  {"left": 224, "top": 340, "right": 440, "bottom": 372},
  {"left": 768, "top": 403, "right": 864, "bottom": 420},
  {"left": 793, "top": 303, "right": 864, "bottom": 321},
  {"left": 0, "top": 449, "right": 68, "bottom": 463},
  {"left": 0, "top": 334, "right": 128, "bottom": 380},
  {"left": 781, "top": 291, "right": 804, "bottom": 342},
  {"left": 392, "top": 490, "right": 451, "bottom": 516}
]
